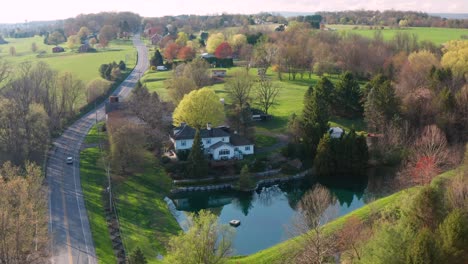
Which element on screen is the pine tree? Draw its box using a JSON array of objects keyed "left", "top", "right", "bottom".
[
  {"left": 187, "top": 129, "right": 208, "bottom": 178},
  {"left": 150, "top": 49, "right": 164, "bottom": 66},
  {"left": 237, "top": 165, "right": 255, "bottom": 191},
  {"left": 302, "top": 81, "right": 330, "bottom": 158},
  {"left": 406, "top": 228, "right": 439, "bottom": 264},
  {"left": 129, "top": 247, "right": 148, "bottom": 264},
  {"left": 314, "top": 133, "right": 332, "bottom": 177},
  {"left": 335, "top": 72, "right": 363, "bottom": 118}
]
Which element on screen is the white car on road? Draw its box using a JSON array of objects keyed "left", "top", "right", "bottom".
[{"left": 66, "top": 157, "right": 73, "bottom": 164}]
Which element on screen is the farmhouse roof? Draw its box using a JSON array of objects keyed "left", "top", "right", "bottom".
[
  {"left": 173, "top": 125, "right": 230, "bottom": 140},
  {"left": 230, "top": 134, "right": 252, "bottom": 146}
]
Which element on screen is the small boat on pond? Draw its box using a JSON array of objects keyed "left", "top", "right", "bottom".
[{"left": 229, "top": 220, "right": 241, "bottom": 227}]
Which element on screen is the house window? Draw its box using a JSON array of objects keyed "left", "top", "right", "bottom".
[
  {"left": 181, "top": 140, "right": 186, "bottom": 147},
  {"left": 219, "top": 149, "right": 230, "bottom": 155},
  {"left": 222, "top": 137, "right": 225, "bottom": 142},
  {"left": 245, "top": 146, "right": 251, "bottom": 151},
  {"left": 206, "top": 139, "right": 211, "bottom": 144}
]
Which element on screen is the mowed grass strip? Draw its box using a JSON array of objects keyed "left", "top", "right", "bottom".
[
  {"left": 80, "top": 147, "right": 117, "bottom": 264},
  {"left": 113, "top": 152, "right": 181, "bottom": 263}
]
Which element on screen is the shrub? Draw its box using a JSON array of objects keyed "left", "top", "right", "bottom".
[
  {"left": 177, "top": 150, "right": 190, "bottom": 161},
  {"left": 161, "top": 156, "right": 171, "bottom": 164}
]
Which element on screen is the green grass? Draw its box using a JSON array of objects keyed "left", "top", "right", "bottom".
[
  {"left": 255, "top": 134, "right": 278, "bottom": 148},
  {"left": 329, "top": 25, "right": 468, "bottom": 45},
  {"left": 113, "top": 152, "right": 181, "bottom": 263},
  {"left": 80, "top": 147, "right": 117, "bottom": 264},
  {"left": 1, "top": 37, "right": 137, "bottom": 84},
  {"left": 228, "top": 168, "right": 459, "bottom": 263},
  {"left": 84, "top": 122, "right": 107, "bottom": 144}
]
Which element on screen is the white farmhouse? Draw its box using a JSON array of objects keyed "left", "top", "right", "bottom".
[
  {"left": 170, "top": 123, "right": 254, "bottom": 160},
  {"left": 329, "top": 127, "right": 345, "bottom": 138}
]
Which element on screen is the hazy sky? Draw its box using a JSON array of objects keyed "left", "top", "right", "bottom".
[{"left": 1, "top": 0, "right": 468, "bottom": 23}]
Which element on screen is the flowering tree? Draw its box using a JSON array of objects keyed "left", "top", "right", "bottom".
[{"left": 215, "top": 42, "right": 233, "bottom": 59}]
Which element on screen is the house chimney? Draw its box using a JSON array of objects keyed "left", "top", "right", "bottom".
[{"left": 207, "top": 123, "right": 212, "bottom": 130}]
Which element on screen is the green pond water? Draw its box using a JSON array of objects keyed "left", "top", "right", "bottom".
[{"left": 168, "top": 167, "right": 397, "bottom": 256}]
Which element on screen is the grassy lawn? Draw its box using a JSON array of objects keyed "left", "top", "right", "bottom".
[
  {"left": 113, "top": 152, "right": 181, "bottom": 263},
  {"left": 229, "top": 168, "right": 458, "bottom": 263},
  {"left": 255, "top": 134, "right": 278, "bottom": 148},
  {"left": 328, "top": 25, "right": 468, "bottom": 45},
  {"left": 142, "top": 66, "right": 365, "bottom": 133},
  {"left": 84, "top": 122, "right": 107, "bottom": 144},
  {"left": 80, "top": 147, "right": 117, "bottom": 264},
  {"left": 1, "top": 37, "right": 137, "bottom": 84}
]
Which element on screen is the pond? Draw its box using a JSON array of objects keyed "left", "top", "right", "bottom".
[{"left": 168, "top": 167, "right": 397, "bottom": 256}]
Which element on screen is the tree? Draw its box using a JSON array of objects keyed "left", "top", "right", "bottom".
[
  {"left": 31, "top": 42, "right": 38, "bottom": 52},
  {"left": 172, "top": 88, "right": 225, "bottom": 129},
  {"left": 47, "top": 31, "right": 65, "bottom": 45},
  {"left": 237, "top": 165, "right": 255, "bottom": 191},
  {"left": 229, "top": 34, "right": 247, "bottom": 57},
  {"left": 177, "top": 46, "right": 195, "bottom": 61},
  {"left": 293, "top": 185, "right": 337, "bottom": 264},
  {"left": 77, "top": 26, "right": 90, "bottom": 40},
  {"left": 164, "top": 42, "right": 180, "bottom": 61},
  {"left": 399, "top": 19, "right": 409, "bottom": 27},
  {"left": 437, "top": 210, "right": 468, "bottom": 262},
  {"left": 206, "top": 32, "right": 225, "bottom": 54},
  {"left": 89, "top": 37, "right": 97, "bottom": 47},
  {"left": 313, "top": 134, "right": 333, "bottom": 177},
  {"left": 175, "top": 32, "right": 188, "bottom": 46},
  {"left": 334, "top": 71, "right": 363, "bottom": 118},
  {"left": 255, "top": 77, "right": 279, "bottom": 116},
  {"left": 166, "top": 76, "right": 197, "bottom": 104},
  {"left": 108, "top": 121, "right": 146, "bottom": 173},
  {"left": 406, "top": 228, "right": 439, "bottom": 264},
  {"left": 0, "top": 58, "right": 10, "bottom": 84},
  {"left": 66, "top": 34, "right": 80, "bottom": 50},
  {"left": 337, "top": 216, "right": 369, "bottom": 262},
  {"left": 165, "top": 210, "right": 234, "bottom": 264},
  {"left": 86, "top": 79, "right": 110, "bottom": 103},
  {"left": 187, "top": 129, "right": 208, "bottom": 178},
  {"left": 98, "top": 25, "right": 116, "bottom": 48},
  {"left": 9, "top": 46, "right": 16, "bottom": 56},
  {"left": 150, "top": 49, "right": 164, "bottom": 66},
  {"left": 225, "top": 70, "right": 253, "bottom": 109},
  {"left": 129, "top": 247, "right": 148, "bottom": 264},
  {"left": 214, "top": 42, "right": 233, "bottom": 59},
  {"left": 184, "top": 58, "right": 211, "bottom": 88},
  {"left": 0, "top": 162, "right": 48, "bottom": 263},
  {"left": 441, "top": 40, "right": 468, "bottom": 79}
]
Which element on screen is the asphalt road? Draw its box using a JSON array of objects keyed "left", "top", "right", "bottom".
[{"left": 47, "top": 35, "right": 149, "bottom": 264}]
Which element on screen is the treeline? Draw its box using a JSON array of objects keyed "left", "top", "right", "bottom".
[{"left": 318, "top": 10, "right": 468, "bottom": 28}]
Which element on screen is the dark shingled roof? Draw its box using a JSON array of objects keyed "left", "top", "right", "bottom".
[
  {"left": 230, "top": 134, "right": 252, "bottom": 146},
  {"left": 173, "top": 125, "right": 230, "bottom": 140},
  {"left": 208, "top": 141, "right": 232, "bottom": 150}
]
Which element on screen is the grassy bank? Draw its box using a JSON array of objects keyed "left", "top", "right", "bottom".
[
  {"left": 80, "top": 124, "right": 181, "bottom": 263},
  {"left": 113, "top": 152, "right": 181, "bottom": 263},
  {"left": 228, "top": 169, "right": 458, "bottom": 263},
  {"left": 80, "top": 147, "right": 117, "bottom": 264}
]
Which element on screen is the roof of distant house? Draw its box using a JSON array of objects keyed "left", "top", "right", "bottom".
[
  {"left": 173, "top": 125, "right": 230, "bottom": 140},
  {"left": 208, "top": 141, "right": 232, "bottom": 150},
  {"left": 230, "top": 134, "right": 252, "bottom": 146}
]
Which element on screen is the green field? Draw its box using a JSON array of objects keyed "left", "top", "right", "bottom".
[
  {"left": 328, "top": 25, "right": 468, "bottom": 45},
  {"left": 0, "top": 36, "right": 137, "bottom": 84},
  {"left": 142, "top": 66, "right": 366, "bottom": 133}
]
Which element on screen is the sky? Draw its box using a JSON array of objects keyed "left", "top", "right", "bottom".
[{"left": 1, "top": 0, "right": 468, "bottom": 24}]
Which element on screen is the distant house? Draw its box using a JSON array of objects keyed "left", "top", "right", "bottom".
[
  {"left": 212, "top": 69, "right": 226, "bottom": 78},
  {"left": 329, "top": 127, "right": 345, "bottom": 138},
  {"left": 78, "top": 44, "right": 90, "bottom": 53},
  {"left": 150, "top": 33, "right": 163, "bottom": 45},
  {"left": 52, "top": 46, "right": 64, "bottom": 53},
  {"left": 170, "top": 123, "right": 254, "bottom": 160}
]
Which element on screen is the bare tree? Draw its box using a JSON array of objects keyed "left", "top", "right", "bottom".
[
  {"left": 225, "top": 70, "right": 253, "bottom": 108},
  {"left": 255, "top": 77, "right": 279, "bottom": 116},
  {"left": 291, "top": 185, "right": 337, "bottom": 264},
  {"left": 0, "top": 58, "right": 10, "bottom": 84},
  {"left": 337, "top": 216, "right": 371, "bottom": 263}
]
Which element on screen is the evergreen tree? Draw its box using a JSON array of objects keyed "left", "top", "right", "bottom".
[
  {"left": 129, "top": 247, "right": 148, "bottom": 264},
  {"left": 406, "top": 228, "right": 439, "bottom": 264},
  {"left": 335, "top": 72, "right": 363, "bottom": 118},
  {"left": 151, "top": 49, "right": 164, "bottom": 66},
  {"left": 437, "top": 210, "right": 468, "bottom": 262},
  {"left": 314, "top": 134, "right": 332, "bottom": 177},
  {"left": 187, "top": 129, "right": 208, "bottom": 178},
  {"left": 302, "top": 81, "right": 330, "bottom": 158}
]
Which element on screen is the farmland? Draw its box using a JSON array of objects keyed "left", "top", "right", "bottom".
[
  {"left": 0, "top": 36, "right": 137, "bottom": 83},
  {"left": 328, "top": 25, "right": 468, "bottom": 45}
]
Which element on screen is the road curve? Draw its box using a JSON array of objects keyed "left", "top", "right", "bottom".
[{"left": 47, "top": 35, "right": 149, "bottom": 264}]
